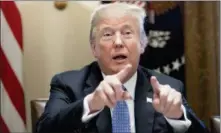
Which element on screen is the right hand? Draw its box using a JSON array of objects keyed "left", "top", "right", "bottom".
[{"left": 87, "top": 64, "right": 132, "bottom": 112}]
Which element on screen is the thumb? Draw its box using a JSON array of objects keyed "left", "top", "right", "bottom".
[{"left": 150, "top": 76, "right": 160, "bottom": 94}]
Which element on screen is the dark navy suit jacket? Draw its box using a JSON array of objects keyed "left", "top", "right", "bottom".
[{"left": 36, "top": 61, "right": 208, "bottom": 133}]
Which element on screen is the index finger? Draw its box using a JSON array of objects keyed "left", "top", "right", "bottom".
[
  {"left": 150, "top": 76, "right": 161, "bottom": 93},
  {"left": 115, "top": 64, "right": 132, "bottom": 83}
]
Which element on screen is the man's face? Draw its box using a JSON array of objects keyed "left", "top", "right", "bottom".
[{"left": 92, "top": 15, "right": 143, "bottom": 75}]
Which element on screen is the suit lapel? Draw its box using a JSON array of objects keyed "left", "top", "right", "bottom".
[
  {"left": 84, "top": 62, "right": 112, "bottom": 133},
  {"left": 84, "top": 62, "right": 103, "bottom": 95},
  {"left": 134, "top": 67, "right": 155, "bottom": 133},
  {"left": 96, "top": 106, "right": 112, "bottom": 133}
]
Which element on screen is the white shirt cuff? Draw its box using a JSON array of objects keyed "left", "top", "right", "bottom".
[
  {"left": 81, "top": 95, "right": 103, "bottom": 123},
  {"left": 165, "top": 105, "right": 192, "bottom": 133}
]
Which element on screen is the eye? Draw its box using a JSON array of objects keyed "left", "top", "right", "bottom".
[
  {"left": 104, "top": 33, "right": 112, "bottom": 37},
  {"left": 125, "top": 31, "right": 131, "bottom": 35},
  {"left": 102, "top": 30, "right": 114, "bottom": 37},
  {"left": 123, "top": 29, "right": 133, "bottom": 38},
  {"left": 101, "top": 30, "right": 114, "bottom": 41}
]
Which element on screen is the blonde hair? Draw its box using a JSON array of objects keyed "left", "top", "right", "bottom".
[{"left": 89, "top": 3, "right": 148, "bottom": 50}]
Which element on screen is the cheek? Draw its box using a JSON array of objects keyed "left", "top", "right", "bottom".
[
  {"left": 127, "top": 39, "right": 142, "bottom": 53},
  {"left": 96, "top": 42, "right": 113, "bottom": 56}
]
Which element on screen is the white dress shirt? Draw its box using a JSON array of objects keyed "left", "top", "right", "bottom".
[{"left": 82, "top": 71, "right": 191, "bottom": 133}]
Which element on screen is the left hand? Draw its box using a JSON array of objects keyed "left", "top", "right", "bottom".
[{"left": 150, "top": 76, "right": 183, "bottom": 119}]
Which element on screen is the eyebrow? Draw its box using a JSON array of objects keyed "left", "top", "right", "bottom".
[
  {"left": 121, "top": 24, "right": 133, "bottom": 30},
  {"left": 100, "top": 27, "right": 113, "bottom": 33},
  {"left": 100, "top": 24, "right": 133, "bottom": 32}
]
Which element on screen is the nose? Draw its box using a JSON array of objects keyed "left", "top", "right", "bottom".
[{"left": 114, "top": 32, "right": 123, "bottom": 47}]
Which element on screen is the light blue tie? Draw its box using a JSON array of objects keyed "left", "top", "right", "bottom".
[{"left": 112, "top": 87, "right": 131, "bottom": 133}]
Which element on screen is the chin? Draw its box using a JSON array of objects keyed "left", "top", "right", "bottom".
[{"left": 112, "top": 63, "right": 129, "bottom": 73}]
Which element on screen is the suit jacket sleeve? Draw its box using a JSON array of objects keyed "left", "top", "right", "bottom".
[
  {"left": 35, "top": 74, "right": 92, "bottom": 133},
  {"left": 179, "top": 81, "right": 209, "bottom": 133}
]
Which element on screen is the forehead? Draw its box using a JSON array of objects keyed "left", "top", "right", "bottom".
[{"left": 97, "top": 15, "right": 138, "bottom": 30}]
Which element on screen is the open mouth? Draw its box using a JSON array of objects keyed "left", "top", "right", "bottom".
[{"left": 112, "top": 55, "right": 127, "bottom": 60}]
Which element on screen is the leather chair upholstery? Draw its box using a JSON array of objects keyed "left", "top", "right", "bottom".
[
  {"left": 210, "top": 116, "right": 220, "bottom": 133},
  {"left": 30, "top": 98, "right": 48, "bottom": 133}
]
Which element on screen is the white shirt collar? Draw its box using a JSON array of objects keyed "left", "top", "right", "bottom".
[{"left": 101, "top": 71, "right": 137, "bottom": 100}]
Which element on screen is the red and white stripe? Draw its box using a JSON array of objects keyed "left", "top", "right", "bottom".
[{"left": 0, "top": 1, "right": 26, "bottom": 133}]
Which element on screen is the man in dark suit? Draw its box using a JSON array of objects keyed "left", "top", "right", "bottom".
[{"left": 36, "top": 3, "right": 208, "bottom": 133}]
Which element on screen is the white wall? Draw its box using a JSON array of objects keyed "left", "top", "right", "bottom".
[{"left": 16, "top": 1, "right": 99, "bottom": 132}]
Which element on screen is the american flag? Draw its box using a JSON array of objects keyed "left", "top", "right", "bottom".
[{"left": 0, "top": 1, "right": 26, "bottom": 133}]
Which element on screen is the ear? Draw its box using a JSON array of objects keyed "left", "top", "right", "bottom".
[
  {"left": 140, "top": 47, "right": 145, "bottom": 54},
  {"left": 91, "top": 41, "right": 97, "bottom": 58},
  {"left": 139, "top": 43, "right": 145, "bottom": 54}
]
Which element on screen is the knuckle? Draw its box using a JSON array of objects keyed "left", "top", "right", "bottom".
[
  {"left": 177, "top": 92, "right": 182, "bottom": 97},
  {"left": 172, "top": 102, "right": 177, "bottom": 106},
  {"left": 170, "top": 89, "right": 176, "bottom": 94},
  {"left": 100, "top": 81, "right": 105, "bottom": 87},
  {"left": 173, "top": 91, "right": 180, "bottom": 97},
  {"left": 167, "top": 98, "right": 173, "bottom": 103},
  {"left": 96, "top": 86, "right": 102, "bottom": 93},
  {"left": 113, "top": 82, "right": 121, "bottom": 88},
  {"left": 164, "top": 84, "right": 170, "bottom": 88},
  {"left": 173, "top": 100, "right": 179, "bottom": 106},
  {"left": 115, "top": 78, "right": 122, "bottom": 85},
  {"left": 109, "top": 91, "right": 115, "bottom": 97},
  {"left": 160, "top": 91, "right": 167, "bottom": 98}
]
